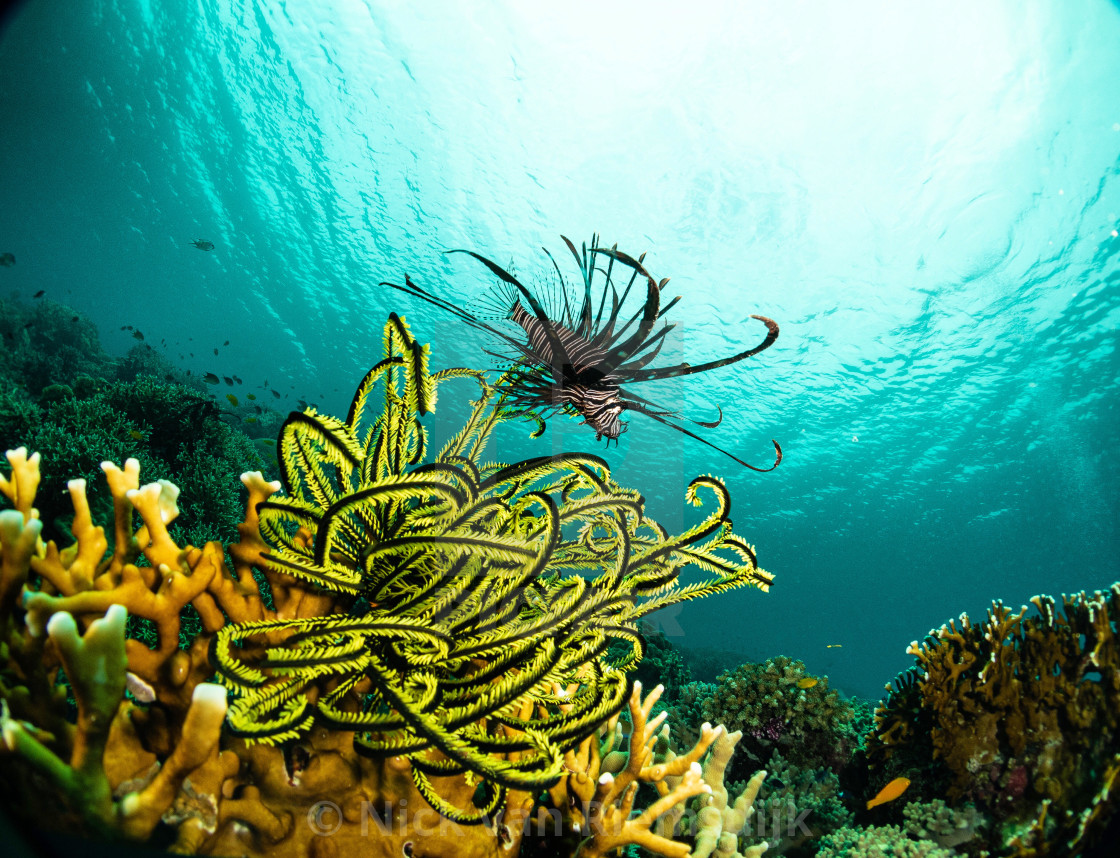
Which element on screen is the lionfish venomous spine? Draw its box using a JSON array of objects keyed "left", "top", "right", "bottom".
[{"left": 384, "top": 235, "right": 781, "bottom": 471}]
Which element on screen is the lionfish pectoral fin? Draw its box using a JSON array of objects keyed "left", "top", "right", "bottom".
[
  {"left": 697, "top": 405, "right": 723, "bottom": 429},
  {"left": 621, "top": 400, "right": 781, "bottom": 472},
  {"left": 382, "top": 276, "right": 531, "bottom": 358},
  {"left": 656, "top": 294, "right": 682, "bottom": 320},
  {"left": 623, "top": 314, "right": 779, "bottom": 383},
  {"left": 595, "top": 276, "right": 662, "bottom": 376},
  {"left": 614, "top": 322, "right": 674, "bottom": 373}
]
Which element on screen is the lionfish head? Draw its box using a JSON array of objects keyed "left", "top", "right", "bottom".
[{"left": 590, "top": 405, "right": 626, "bottom": 441}]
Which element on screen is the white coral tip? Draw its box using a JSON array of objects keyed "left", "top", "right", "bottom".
[
  {"left": 193, "top": 682, "right": 228, "bottom": 709},
  {"left": 46, "top": 611, "right": 78, "bottom": 644}
]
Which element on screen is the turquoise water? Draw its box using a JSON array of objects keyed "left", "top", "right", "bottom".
[{"left": 0, "top": 0, "right": 1117, "bottom": 700}]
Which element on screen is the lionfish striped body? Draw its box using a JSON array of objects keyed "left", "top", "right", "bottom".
[
  {"left": 385, "top": 235, "right": 782, "bottom": 471},
  {"left": 507, "top": 298, "right": 626, "bottom": 439}
]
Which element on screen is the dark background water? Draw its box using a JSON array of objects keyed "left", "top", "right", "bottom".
[{"left": 1, "top": 0, "right": 1118, "bottom": 699}]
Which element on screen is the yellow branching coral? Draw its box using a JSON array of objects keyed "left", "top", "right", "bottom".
[
  {"left": 212, "top": 313, "right": 773, "bottom": 821},
  {"left": 540, "top": 681, "right": 769, "bottom": 858}
]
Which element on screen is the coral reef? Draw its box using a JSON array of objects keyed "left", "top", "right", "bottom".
[
  {"left": 739, "top": 750, "right": 851, "bottom": 856},
  {"left": 701, "top": 656, "right": 858, "bottom": 779},
  {"left": 0, "top": 374, "right": 266, "bottom": 550},
  {"left": 0, "top": 314, "right": 773, "bottom": 858},
  {"left": 0, "top": 295, "right": 273, "bottom": 550},
  {"left": 0, "top": 296, "right": 113, "bottom": 396},
  {"left": 814, "top": 824, "right": 957, "bottom": 857},
  {"left": 867, "top": 592, "right": 1120, "bottom": 857},
  {"left": 901, "top": 799, "right": 986, "bottom": 851},
  {"left": 538, "top": 680, "right": 769, "bottom": 858},
  {"left": 6, "top": 298, "right": 1118, "bottom": 858}
]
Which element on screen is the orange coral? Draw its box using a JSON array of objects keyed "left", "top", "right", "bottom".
[{"left": 0, "top": 448, "right": 525, "bottom": 857}]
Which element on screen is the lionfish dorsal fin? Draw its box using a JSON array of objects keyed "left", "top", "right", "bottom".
[
  {"left": 598, "top": 275, "right": 661, "bottom": 377},
  {"left": 455, "top": 248, "right": 577, "bottom": 383}
]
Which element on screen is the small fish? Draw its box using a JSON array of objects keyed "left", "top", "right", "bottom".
[
  {"left": 132, "top": 330, "right": 144, "bottom": 341},
  {"left": 797, "top": 677, "right": 818, "bottom": 689},
  {"left": 191, "top": 239, "right": 215, "bottom": 251},
  {"left": 226, "top": 393, "right": 239, "bottom": 407},
  {"left": 223, "top": 376, "right": 234, "bottom": 386},
  {"left": 253, "top": 404, "right": 263, "bottom": 414},
  {"left": 867, "top": 777, "right": 910, "bottom": 810},
  {"left": 223, "top": 340, "right": 230, "bottom": 346},
  {"left": 826, "top": 644, "right": 843, "bottom": 649},
  {"left": 0, "top": 252, "right": 15, "bottom": 266},
  {"left": 245, "top": 416, "right": 257, "bottom": 423},
  {"left": 33, "top": 290, "right": 44, "bottom": 298},
  {"left": 247, "top": 393, "right": 256, "bottom": 400},
  {"left": 232, "top": 375, "right": 242, "bottom": 385},
  {"left": 128, "top": 430, "right": 144, "bottom": 441},
  {"left": 272, "top": 389, "right": 281, "bottom": 399},
  {"left": 203, "top": 373, "right": 220, "bottom": 384},
  {"left": 70, "top": 316, "right": 78, "bottom": 322},
  {"left": 213, "top": 348, "right": 219, "bottom": 356}
]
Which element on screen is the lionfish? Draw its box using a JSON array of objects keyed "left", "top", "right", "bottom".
[{"left": 384, "top": 235, "right": 781, "bottom": 471}]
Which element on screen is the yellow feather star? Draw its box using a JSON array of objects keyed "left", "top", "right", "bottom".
[{"left": 212, "top": 313, "right": 771, "bottom": 820}]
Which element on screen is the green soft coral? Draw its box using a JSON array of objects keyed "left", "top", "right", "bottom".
[
  {"left": 815, "top": 824, "right": 956, "bottom": 858},
  {"left": 701, "top": 656, "right": 857, "bottom": 778},
  {"left": 742, "top": 749, "right": 851, "bottom": 855}
]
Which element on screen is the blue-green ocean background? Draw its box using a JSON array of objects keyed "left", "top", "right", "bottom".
[{"left": 1, "top": 0, "right": 1118, "bottom": 700}]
